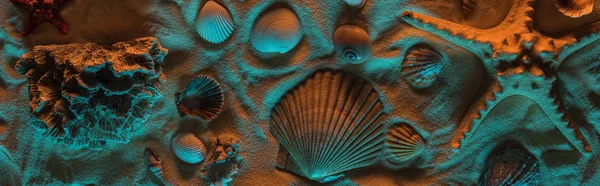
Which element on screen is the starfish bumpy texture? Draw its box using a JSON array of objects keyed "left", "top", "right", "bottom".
[{"left": 10, "top": 0, "right": 70, "bottom": 36}]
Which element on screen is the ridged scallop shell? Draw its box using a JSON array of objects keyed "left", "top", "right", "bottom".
[
  {"left": 478, "top": 144, "right": 541, "bottom": 186},
  {"left": 554, "top": 0, "right": 594, "bottom": 18},
  {"left": 251, "top": 8, "right": 303, "bottom": 54},
  {"left": 401, "top": 46, "right": 443, "bottom": 88},
  {"left": 175, "top": 75, "right": 224, "bottom": 122},
  {"left": 271, "top": 70, "right": 386, "bottom": 183},
  {"left": 462, "top": 0, "right": 476, "bottom": 16},
  {"left": 344, "top": 0, "right": 366, "bottom": 9},
  {"left": 386, "top": 123, "right": 425, "bottom": 162},
  {"left": 145, "top": 148, "right": 166, "bottom": 183},
  {"left": 196, "top": 1, "right": 235, "bottom": 44},
  {"left": 333, "top": 25, "right": 372, "bottom": 64},
  {"left": 172, "top": 133, "right": 207, "bottom": 164}
]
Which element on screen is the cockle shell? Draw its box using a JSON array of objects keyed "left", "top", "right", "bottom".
[
  {"left": 344, "top": 0, "right": 366, "bottom": 9},
  {"left": 462, "top": 0, "right": 476, "bottom": 16},
  {"left": 386, "top": 123, "right": 425, "bottom": 162},
  {"left": 271, "top": 70, "right": 386, "bottom": 183},
  {"left": 554, "top": 0, "right": 594, "bottom": 18},
  {"left": 196, "top": 1, "right": 235, "bottom": 44},
  {"left": 175, "top": 75, "right": 224, "bottom": 122},
  {"left": 251, "top": 8, "right": 303, "bottom": 54},
  {"left": 401, "top": 46, "right": 443, "bottom": 89},
  {"left": 478, "top": 144, "right": 541, "bottom": 186},
  {"left": 333, "top": 25, "right": 372, "bottom": 64},
  {"left": 172, "top": 133, "right": 207, "bottom": 164},
  {"left": 145, "top": 148, "right": 166, "bottom": 183}
]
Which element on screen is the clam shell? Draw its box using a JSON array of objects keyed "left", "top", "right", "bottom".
[
  {"left": 401, "top": 46, "right": 443, "bottom": 89},
  {"left": 172, "top": 133, "right": 207, "bottom": 164},
  {"left": 175, "top": 75, "right": 224, "bottom": 122},
  {"left": 145, "top": 148, "right": 166, "bottom": 183},
  {"left": 344, "top": 0, "right": 366, "bottom": 9},
  {"left": 462, "top": 0, "right": 476, "bottom": 16},
  {"left": 333, "top": 25, "right": 372, "bottom": 64},
  {"left": 386, "top": 123, "right": 425, "bottom": 162},
  {"left": 554, "top": 0, "right": 594, "bottom": 18},
  {"left": 478, "top": 144, "right": 541, "bottom": 186},
  {"left": 271, "top": 70, "right": 386, "bottom": 183},
  {"left": 251, "top": 8, "right": 303, "bottom": 54},
  {"left": 196, "top": 1, "right": 235, "bottom": 44}
]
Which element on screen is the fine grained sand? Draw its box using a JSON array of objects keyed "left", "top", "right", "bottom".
[{"left": 0, "top": 0, "right": 598, "bottom": 185}]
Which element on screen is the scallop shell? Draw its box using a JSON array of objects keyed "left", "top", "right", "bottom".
[
  {"left": 175, "top": 75, "right": 224, "bottom": 122},
  {"left": 478, "top": 144, "right": 541, "bottom": 186},
  {"left": 344, "top": 0, "right": 366, "bottom": 9},
  {"left": 251, "top": 8, "right": 303, "bottom": 54},
  {"left": 386, "top": 123, "right": 425, "bottom": 162},
  {"left": 462, "top": 0, "right": 476, "bottom": 16},
  {"left": 401, "top": 46, "right": 443, "bottom": 89},
  {"left": 554, "top": 0, "right": 594, "bottom": 18},
  {"left": 271, "top": 70, "right": 386, "bottom": 183},
  {"left": 196, "top": 1, "right": 235, "bottom": 44},
  {"left": 145, "top": 148, "right": 166, "bottom": 183},
  {"left": 333, "top": 25, "right": 372, "bottom": 64},
  {"left": 172, "top": 133, "right": 207, "bottom": 164}
]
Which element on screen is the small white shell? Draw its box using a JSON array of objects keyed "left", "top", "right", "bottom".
[
  {"left": 344, "top": 0, "right": 366, "bottom": 9},
  {"left": 196, "top": 1, "right": 235, "bottom": 44},
  {"left": 251, "top": 8, "right": 303, "bottom": 54},
  {"left": 554, "top": 0, "right": 594, "bottom": 18},
  {"left": 172, "top": 133, "right": 207, "bottom": 164},
  {"left": 333, "top": 25, "right": 372, "bottom": 64}
]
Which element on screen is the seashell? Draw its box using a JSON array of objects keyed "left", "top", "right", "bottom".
[
  {"left": 333, "top": 25, "right": 372, "bottom": 64},
  {"left": 401, "top": 46, "right": 443, "bottom": 89},
  {"left": 196, "top": 1, "right": 235, "bottom": 44},
  {"left": 251, "top": 8, "right": 303, "bottom": 54},
  {"left": 554, "top": 0, "right": 594, "bottom": 18},
  {"left": 172, "top": 132, "right": 207, "bottom": 164},
  {"left": 145, "top": 148, "right": 166, "bottom": 183},
  {"left": 271, "top": 70, "right": 386, "bottom": 183},
  {"left": 478, "top": 144, "right": 541, "bottom": 186},
  {"left": 175, "top": 75, "right": 224, "bottom": 122},
  {"left": 344, "top": 0, "right": 366, "bottom": 9},
  {"left": 386, "top": 123, "right": 425, "bottom": 162},
  {"left": 462, "top": 0, "right": 476, "bottom": 17}
]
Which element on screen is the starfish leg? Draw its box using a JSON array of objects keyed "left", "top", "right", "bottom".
[
  {"left": 48, "top": 14, "right": 69, "bottom": 34},
  {"left": 21, "top": 15, "right": 44, "bottom": 36}
]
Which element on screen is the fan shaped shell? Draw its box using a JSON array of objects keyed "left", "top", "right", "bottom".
[
  {"left": 196, "top": 1, "right": 235, "bottom": 44},
  {"left": 251, "top": 8, "right": 303, "bottom": 54},
  {"left": 344, "top": 0, "right": 366, "bottom": 9},
  {"left": 478, "top": 144, "right": 541, "bottom": 186},
  {"left": 401, "top": 46, "right": 443, "bottom": 89},
  {"left": 385, "top": 123, "right": 425, "bottom": 162},
  {"left": 175, "top": 75, "right": 224, "bottom": 122},
  {"left": 554, "top": 0, "right": 594, "bottom": 18},
  {"left": 333, "top": 25, "right": 372, "bottom": 64},
  {"left": 172, "top": 133, "right": 207, "bottom": 164},
  {"left": 271, "top": 70, "right": 386, "bottom": 183}
]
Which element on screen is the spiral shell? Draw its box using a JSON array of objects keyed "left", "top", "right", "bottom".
[
  {"left": 175, "top": 75, "right": 224, "bottom": 122},
  {"left": 344, "top": 0, "right": 366, "bottom": 9},
  {"left": 172, "top": 133, "right": 207, "bottom": 164},
  {"left": 196, "top": 1, "right": 235, "bottom": 44},
  {"left": 401, "top": 46, "right": 443, "bottom": 89},
  {"left": 251, "top": 8, "right": 303, "bottom": 54},
  {"left": 333, "top": 25, "right": 372, "bottom": 64},
  {"left": 554, "top": 0, "right": 594, "bottom": 18},
  {"left": 145, "top": 148, "right": 165, "bottom": 183},
  {"left": 386, "top": 123, "right": 425, "bottom": 162}
]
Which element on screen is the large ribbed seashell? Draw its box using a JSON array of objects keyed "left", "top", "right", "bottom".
[
  {"left": 554, "top": 0, "right": 594, "bottom": 18},
  {"left": 401, "top": 46, "right": 443, "bottom": 89},
  {"left": 344, "top": 0, "right": 366, "bottom": 9},
  {"left": 175, "top": 75, "right": 224, "bottom": 122},
  {"left": 478, "top": 144, "right": 541, "bottom": 186},
  {"left": 271, "top": 70, "right": 386, "bottom": 183},
  {"left": 333, "top": 25, "right": 372, "bottom": 64},
  {"left": 251, "top": 8, "right": 303, "bottom": 54},
  {"left": 196, "top": 1, "right": 235, "bottom": 44},
  {"left": 145, "top": 148, "right": 166, "bottom": 183},
  {"left": 386, "top": 123, "right": 425, "bottom": 162},
  {"left": 462, "top": 0, "right": 476, "bottom": 16},
  {"left": 172, "top": 133, "right": 207, "bottom": 164}
]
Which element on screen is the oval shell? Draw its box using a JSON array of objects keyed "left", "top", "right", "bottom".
[
  {"left": 401, "top": 46, "right": 443, "bottom": 89},
  {"left": 196, "top": 1, "right": 235, "bottom": 44},
  {"left": 333, "top": 25, "right": 372, "bottom": 64},
  {"left": 172, "top": 133, "right": 207, "bottom": 164},
  {"left": 175, "top": 75, "right": 224, "bottom": 122},
  {"left": 251, "top": 8, "right": 303, "bottom": 54},
  {"left": 271, "top": 70, "right": 386, "bottom": 183},
  {"left": 478, "top": 144, "right": 541, "bottom": 186},
  {"left": 554, "top": 0, "right": 594, "bottom": 18},
  {"left": 344, "top": 0, "right": 366, "bottom": 9},
  {"left": 386, "top": 123, "right": 425, "bottom": 162}
]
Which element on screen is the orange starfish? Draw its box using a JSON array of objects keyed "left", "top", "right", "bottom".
[{"left": 10, "top": 0, "right": 70, "bottom": 36}]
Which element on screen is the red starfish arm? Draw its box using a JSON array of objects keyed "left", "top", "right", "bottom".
[
  {"left": 9, "top": 0, "right": 35, "bottom": 11},
  {"left": 21, "top": 15, "right": 45, "bottom": 35},
  {"left": 48, "top": 14, "right": 68, "bottom": 34}
]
